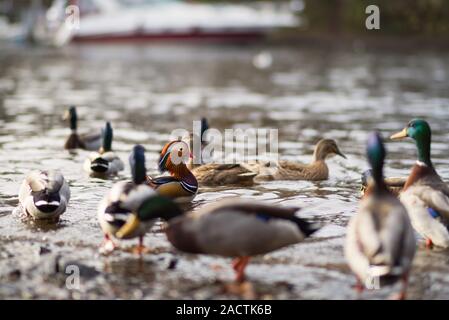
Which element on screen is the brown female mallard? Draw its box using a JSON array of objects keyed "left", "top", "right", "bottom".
[
  {"left": 184, "top": 118, "right": 256, "bottom": 186},
  {"left": 243, "top": 139, "right": 346, "bottom": 181}
]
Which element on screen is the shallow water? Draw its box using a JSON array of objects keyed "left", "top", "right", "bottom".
[{"left": 0, "top": 43, "right": 449, "bottom": 299}]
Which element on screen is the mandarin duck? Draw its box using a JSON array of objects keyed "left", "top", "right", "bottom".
[{"left": 146, "top": 140, "right": 198, "bottom": 202}]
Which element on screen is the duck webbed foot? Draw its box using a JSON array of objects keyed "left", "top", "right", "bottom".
[
  {"left": 351, "top": 277, "right": 365, "bottom": 295},
  {"left": 389, "top": 273, "right": 409, "bottom": 300},
  {"left": 232, "top": 256, "right": 250, "bottom": 283},
  {"left": 131, "top": 236, "right": 152, "bottom": 256},
  {"left": 425, "top": 238, "right": 434, "bottom": 249},
  {"left": 99, "top": 234, "right": 117, "bottom": 255},
  {"left": 222, "top": 280, "right": 256, "bottom": 299}
]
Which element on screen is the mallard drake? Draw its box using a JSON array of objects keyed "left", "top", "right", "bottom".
[
  {"left": 63, "top": 106, "right": 102, "bottom": 151},
  {"left": 186, "top": 118, "right": 256, "bottom": 186},
  {"left": 17, "top": 170, "right": 70, "bottom": 221},
  {"left": 360, "top": 169, "right": 406, "bottom": 197},
  {"left": 345, "top": 133, "right": 415, "bottom": 300},
  {"left": 83, "top": 122, "right": 124, "bottom": 177},
  {"left": 116, "top": 197, "right": 320, "bottom": 282},
  {"left": 242, "top": 139, "right": 346, "bottom": 181},
  {"left": 391, "top": 119, "right": 449, "bottom": 248},
  {"left": 98, "top": 145, "right": 158, "bottom": 254},
  {"left": 146, "top": 140, "right": 198, "bottom": 202}
]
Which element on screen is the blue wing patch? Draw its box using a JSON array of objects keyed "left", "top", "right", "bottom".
[
  {"left": 152, "top": 176, "right": 178, "bottom": 185},
  {"left": 256, "top": 213, "right": 271, "bottom": 222},
  {"left": 428, "top": 208, "right": 440, "bottom": 219}
]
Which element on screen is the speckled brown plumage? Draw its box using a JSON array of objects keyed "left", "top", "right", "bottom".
[
  {"left": 191, "top": 164, "right": 256, "bottom": 186},
  {"left": 245, "top": 139, "right": 345, "bottom": 181}
]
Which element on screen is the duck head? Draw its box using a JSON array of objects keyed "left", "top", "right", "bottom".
[
  {"left": 313, "top": 139, "right": 346, "bottom": 161},
  {"left": 391, "top": 119, "right": 432, "bottom": 166},
  {"left": 366, "top": 132, "right": 386, "bottom": 190},
  {"left": 158, "top": 140, "right": 191, "bottom": 174},
  {"left": 115, "top": 195, "right": 183, "bottom": 239},
  {"left": 200, "top": 117, "right": 209, "bottom": 147},
  {"left": 63, "top": 106, "right": 77, "bottom": 131},
  {"left": 99, "top": 122, "right": 113, "bottom": 153},
  {"left": 129, "top": 145, "right": 147, "bottom": 185}
]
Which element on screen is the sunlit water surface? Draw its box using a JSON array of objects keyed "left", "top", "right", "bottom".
[{"left": 0, "top": 43, "right": 448, "bottom": 299}]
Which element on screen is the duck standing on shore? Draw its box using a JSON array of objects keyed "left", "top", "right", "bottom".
[
  {"left": 391, "top": 119, "right": 449, "bottom": 248},
  {"left": 98, "top": 145, "right": 158, "bottom": 255},
  {"left": 116, "top": 197, "right": 320, "bottom": 282},
  {"left": 345, "top": 132, "right": 416, "bottom": 300}
]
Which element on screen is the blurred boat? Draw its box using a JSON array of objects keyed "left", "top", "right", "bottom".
[
  {"left": 27, "top": 0, "right": 76, "bottom": 47},
  {"left": 32, "top": 0, "right": 300, "bottom": 45}
]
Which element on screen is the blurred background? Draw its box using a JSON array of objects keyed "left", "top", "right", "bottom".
[
  {"left": 1, "top": 0, "right": 449, "bottom": 46},
  {"left": 1, "top": 1, "right": 449, "bottom": 300}
]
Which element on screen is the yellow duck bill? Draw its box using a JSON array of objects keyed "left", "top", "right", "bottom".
[
  {"left": 116, "top": 214, "right": 140, "bottom": 239},
  {"left": 390, "top": 128, "right": 408, "bottom": 140}
]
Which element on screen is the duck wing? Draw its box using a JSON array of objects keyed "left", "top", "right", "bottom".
[
  {"left": 278, "top": 160, "right": 308, "bottom": 172},
  {"left": 348, "top": 196, "right": 415, "bottom": 278},
  {"left": 168, "top": 199, "right": 320, "bottom": 256},
  {"left": 197, "top": 198, "right": 320, "bottom": 236},
  {"left": 406, "top": 184, "right": 449, "bottom": 220},
  {"left": 192, "top": 164, "right": 256, "bottom": 186},
  {"left": 25, "top": 170, "right": 64, "bottom": 193},
  {"left": 80, "top": 131, "right": 102, "bottom": 151}
]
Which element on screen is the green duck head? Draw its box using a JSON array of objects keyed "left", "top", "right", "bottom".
[
  {"left": 366, "top": 132, "right": 386, "bottom": 188},
  {"left": 101, "top": 122, "right": 113, "bottom": 152},
  {"left": 115, "top": 195, "right": 183, "bottom": 239},
  {"left": 63, "top": 106, "right": 77, "bottom": 131},
  {"left": 129, "top": 144, "right": 146, "bottom": 185},
  {"left": 391, "top": 119, "right": 432, "bottom": 166},
  {"left": 200, "top": 117, "right": 209, "bottom": 146}
]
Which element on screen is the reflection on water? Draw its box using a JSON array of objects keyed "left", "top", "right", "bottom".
[{"left": 0, "top": 43, "right": 449, "bottom": 299}]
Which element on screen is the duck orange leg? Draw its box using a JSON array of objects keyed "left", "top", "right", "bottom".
[
  {"left": 100, "top": 234, "right": 116, "bottom": 254},
  {"left": 233, "top": 257, "right": 250, "bottom": 283},
  {"left": 390, "top": 273, "right": 409, "bottom": 300},
  {"left": 232, "top": 258, "right": 242, "bottom": 271},
  {"left": 132, "top": 235, "right": 148, "bottom": 256},
  {"left": 353, "top": 277, "right": 364, "bottom": 294},
  {"left": 425, "top": 238, "right": 433, "bottom": 249}
]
